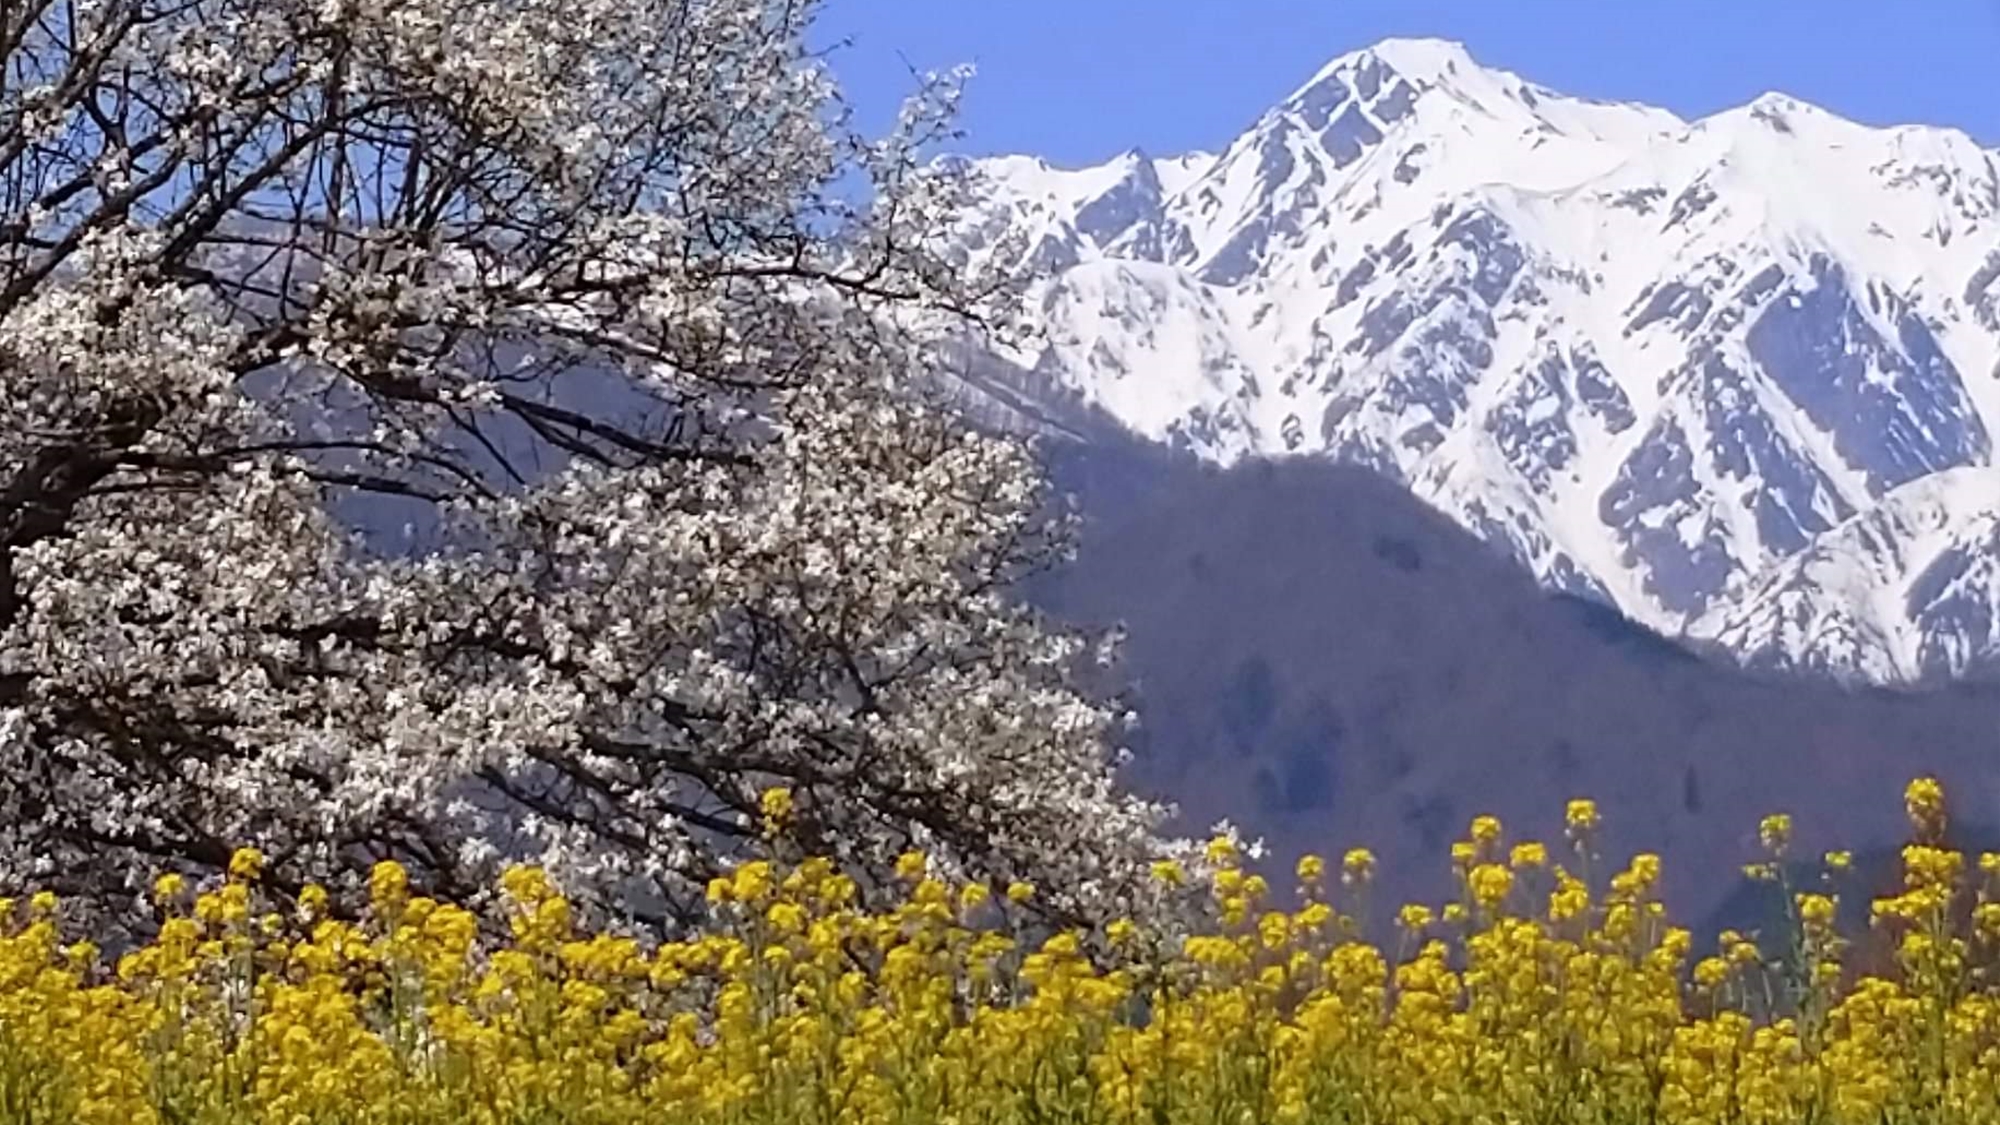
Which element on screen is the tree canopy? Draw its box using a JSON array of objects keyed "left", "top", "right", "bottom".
[{"left": 0, "top": 0, "right": 1171, "bottom": 929}]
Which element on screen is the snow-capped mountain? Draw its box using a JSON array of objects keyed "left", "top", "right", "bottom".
[
  {"left": 1689, "top": 468, "right": 2000, "bottom": 682},
  {"left": 947, "top": 37, "right": 2000, "bottom": 684}
]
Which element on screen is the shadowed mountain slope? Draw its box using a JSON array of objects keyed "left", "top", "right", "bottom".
[{"left": 1034, "top": 439, "right": 2000, "bottom": 921}]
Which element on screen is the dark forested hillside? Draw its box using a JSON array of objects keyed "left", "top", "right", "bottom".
[{"left": 1035, "top": 437, "right": 2000, "bottom": 923}]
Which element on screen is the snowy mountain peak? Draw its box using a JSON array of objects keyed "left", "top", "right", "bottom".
[
  {"left": 1284, "top": 38, "right": 1682, "bottom": 148},
  {"left": 951, "top": 38, "right": 2000, "bottom": 684},
  {"left": 1282, "top": 37, "right": 1472, "bottom": 117},
  {"left": 1302, "top": 36, "right": 1477, "bottom": 85}
]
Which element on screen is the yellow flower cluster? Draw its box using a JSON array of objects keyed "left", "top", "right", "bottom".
[{"left": 5, "top": 778, "right": 2000, "bottom": 1124}]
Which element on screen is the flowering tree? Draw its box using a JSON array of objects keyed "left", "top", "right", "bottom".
[{"left": 0, "top": 0, "right": 1170, "bottom": 928}]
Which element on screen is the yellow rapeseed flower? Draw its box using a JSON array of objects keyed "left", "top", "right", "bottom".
[
  {"left": 1796, "top": 892, "right": 1836, "bottom": 931},
  {"left": 1976, "top": 903, "right": 2000, "bottom": 938},
  {"left": 1342, "top": 847, "right": 1376, "bottom": 885},
  {"left": 368, "top": 860, "right": 409, "bottom": 909},
  {"left": 4, "top": 775, "right": 1997, "bottom": 1125},
  {"left": 758, "top": 786, "right": 795, "bottom": 829},
  {"left": 1694, "top": 956, "right": 1730, "bottom": 988},
  {"left": 1758, "top": 813, "right": 1793, "bottom": 856},
  {"left": 958, "top": 882, "right": 991, "bottom": 912},
  {"left": 731, "top": 860, "right": 776, "bottom": 903},
  {"left": 1469, "top": 864, "right": 1513, "bottom": 910},
  {"left": 1295, "top": 854, "right": 1325, "bottom": 884},
  {"left": 227, "top": 846, "right": 265, "bottom": 883},
  {"left": 1906, "top": 775, "right": 1947, "bottom": 836},
  {"left": 1565, "top": 798, "right": 1600, "bottom": 836}
]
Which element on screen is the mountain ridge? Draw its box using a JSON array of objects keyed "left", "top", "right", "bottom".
[{"left": 945, "top": 36, "right": 2000, "bottom": 684}]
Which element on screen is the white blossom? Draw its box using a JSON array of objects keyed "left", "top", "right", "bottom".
[{"left": 0, "top": 0, "right": 1170, "bottom": 931}]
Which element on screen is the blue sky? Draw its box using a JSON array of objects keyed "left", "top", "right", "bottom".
[{"left": 817, "top": 0, "right": 2000, "bottom": 164}]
